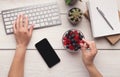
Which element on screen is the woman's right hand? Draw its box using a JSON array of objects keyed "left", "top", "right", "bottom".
[{"left": 80, "top": 39, "right": 97, "bottom": 66}]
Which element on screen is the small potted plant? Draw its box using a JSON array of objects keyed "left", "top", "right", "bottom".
[
  {"left": 65, "top": 0, "right": 82, "bottom": 6},
  {"left": 68, "top": 7, "right": 83, "bottom": 25}
]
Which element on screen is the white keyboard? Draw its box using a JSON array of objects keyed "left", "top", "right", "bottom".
[{"left": 1, "top": 2, "right": 61, "bottom": 34}]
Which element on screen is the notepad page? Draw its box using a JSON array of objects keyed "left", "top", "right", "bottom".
[{"left": 88, "top": 0, "right": 120, "bottom": 38}]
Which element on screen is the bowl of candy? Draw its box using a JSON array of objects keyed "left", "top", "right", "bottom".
[
  {"left": 68, "top": 7, "right": 83, "bottom": 26},
  {"left": 62, "top": 29, "right": 85, "bottom": 52}
]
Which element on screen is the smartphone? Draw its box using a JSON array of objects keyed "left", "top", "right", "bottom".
[{"left": 35, "top": 38, "right": 60, "bottom": 68}]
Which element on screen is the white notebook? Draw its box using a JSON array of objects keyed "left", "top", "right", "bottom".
[{"left": 88, "top": 0, "right": 120, "bottom": 38}]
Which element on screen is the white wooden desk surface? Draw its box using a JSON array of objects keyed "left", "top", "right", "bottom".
[{"left": 0, "top": 0, "right": 120, "bottom": 77}]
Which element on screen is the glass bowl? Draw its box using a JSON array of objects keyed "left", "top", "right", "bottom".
[{"left": 62, "top": 29, "right": 85, "bottom": 52}]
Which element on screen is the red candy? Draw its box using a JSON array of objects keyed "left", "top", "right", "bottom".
[
  {"left": 63, "top": 37, "right": 67, "bottom": 40},
  {"left": 74, "top": 30, "right": 78, "bottom": 34},
  {"left": 63, "top": 41, "right": 67, "bottom": 45},
  {"left": 74, "top": 35, "right": 79, "bottom": 41},
  {"left": 69, "top": 45, "right": 74, "bottom": 50},
  {"left": 79, "top": 40, "right": 84, "bottom": 44}
]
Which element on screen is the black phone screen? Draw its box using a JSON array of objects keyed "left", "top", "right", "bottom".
[{"left": 35, "top": 38, "right": 60, "bottom": 68}]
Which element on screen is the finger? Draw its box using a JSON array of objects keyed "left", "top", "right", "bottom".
[
  {"left": 82, "top": 39, "right": 91, "bottom": 45},
  {"left": 83, "top": 40, "right": 96, "bottom": 49},
  {"left": 20, "top": 14, "right": 24, "bottom": 28},
  {"left": 92, "top": 41, "right": 96, "bottom": 48},
  {"left": 29, "top": 24, "right": 34, "bottom": 36},
  {"left": 82, "top": 39, "right": 91, "bottom": 49},
  {"left": 24, "top": 15, "right": 28, "bottom": 29},
  {"left": 91, "top": 41, "right": 97, "bottom": 53},
  {"left": 16, "top": 14, "right": 21, "bottom": 29},
  {"left": 80, "top": 43, "right": 86, "bottom": 54},
  {"left": 13, "top": 21, "right": 17, "bottom": 33}
]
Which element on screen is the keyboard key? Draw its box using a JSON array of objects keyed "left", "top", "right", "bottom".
[
  {"left": 41, "top": 8, "right": 44, "bottom": 10},
  {"left": 6, "top": 25, "right": 13, "bottom": 29},
  {"left": 49, "top": 22, "right": 53, "bottom": 25},
  {"left": 38, "top": 16, "right": 41, "bottom": 19},
  {"left": 49, "top": 6, "right": 52, "bottom": 9},
  {"left": 33, "top": 9, "right": 37, "bottom": 12},
  {"left": 37, "top": 8, "right": 40, "bottom": 11},
  {"left": 33, "top": 21, "right": 36, "bottom": 24},
  {"left": 26, "top": 10, "right": 29, "bottom": 13},
  {"left": 12, "top": 21, "right": 14, "bottom": 25},
  {"left": 3, "top": 15, "right": 7, "bottom": 18},
  {"left": 36, "top": 20, "right": 40, "bottom": 23},
  {"left": 45, "top": 7, "right": 48, "bottom": 10},
  {"left": 52, "top": 13, "right": 58, "bottom": 16},
  {"left": 28, "top": 13, "right": 32, "bottom": 17},
  {"left": 36, "top": 12, "right": 39, "bottom": 16},
  {"left": 34, "top": 17, "right": 37, "bottom": 20},
  {"left": 32, "top": 13, "right": 35, "bottom": 16},
  {"left": 48, "top": 18, "right": 52, "bottom": 21},
  {"left": 6, "top": 29, "right": 11, "bottom": 33},
  {"left": 53, "top": 21, "right": 57, "bottom": 24},
  {"left": 41, "top": 22, "right": 45, "bottom": 27},
  {"left": 15, "top": 13, "right": 18, "bottom": 16},
  {"left": 44, "top": 11, "right": 47, "bottom": 14},
  {"left": 44, "top": 19, "right": 47, "bottom": 22},
  {"left": 54, "top": 9, "right": 58, "bottom": 12},
  {"left": 4, "top": 18, "right": 10, "bottom": 21},
  {"left": 13, "top": 17, "right": 17, "bottom": 20},
  {"left": 45, "top": 22, "right": 49, "bottom": 26},
  {"left": 34, "top": 24, "right": 40, "bottom": 28},
  {"left": 56, "top": 20, "right": 61, "bottom": 24},
  {"left": 41, "top": 15, "right": 44, "bottom": 18},
  {"left": 52, "top": 16, "right": 58, "bottom": 20},
  {"left": 10, "top": 17, "right": 13, "bottom": 21},
  {"left": 5, "top": 22, "right": 11, "bottom": 25},
  {"left": 11, "top": 13, "right": 14, "bottom": 17},
  {"left": 29, "top": 21, "right": 33, "bottom": 24},
  {"left": 30, "top": 17, "right": 33, "bottom": 20},
  {"left": 10, "top": 28, "right": 13, "bottom": 33},
  {"left": 40, "top": 12, "right": 43, "bottom": 15}
]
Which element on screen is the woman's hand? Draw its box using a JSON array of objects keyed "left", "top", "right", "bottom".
[
  {"left": 80, "top": 39, "right": 97, "bottom": 66},
  {"left": 13, "top": 14, "right": 33, "bottom": 48}
]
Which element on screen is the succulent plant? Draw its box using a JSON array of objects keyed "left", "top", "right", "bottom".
[{"left": 68, "top": 7, "right": 83, "bottom": 25}]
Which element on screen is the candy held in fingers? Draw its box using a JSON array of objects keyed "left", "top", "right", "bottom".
[
  {"left": 86, "top": 44, "right": 89, "bottom": 48},
  {"left": 80, "top": 40, "right": 89, "bottom": 48},
  {"left": 79, "top": 40, "right": 84, "bottom": 44}
]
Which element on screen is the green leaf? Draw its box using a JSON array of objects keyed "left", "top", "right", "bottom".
[
  {"left": 66, "top": 0, "right": 71, "bottom": 5},
  {"left": 79, "top": 0, "right": 82, "bottom": 2}
]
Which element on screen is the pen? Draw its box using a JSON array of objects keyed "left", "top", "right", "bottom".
[{"left": 96, "top": 7, "right": 114, "bottom": 30}]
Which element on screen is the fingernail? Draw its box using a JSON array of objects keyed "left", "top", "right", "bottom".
[
  {"left": 28, "top": 24, "right": 34, "bottom": 29},
  {"left": 18, "top": 14, "right": 21, "bottom": 18},
  {"left": 80, "top": 43, "right": 83, "bottom": 46},
  {"left": 17, "top": 15, "right": 19, "bottom": 17}
]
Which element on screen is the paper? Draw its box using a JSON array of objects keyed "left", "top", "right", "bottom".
[{"left": 88, "top": 0, "right": 120, "bottom": 38}]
